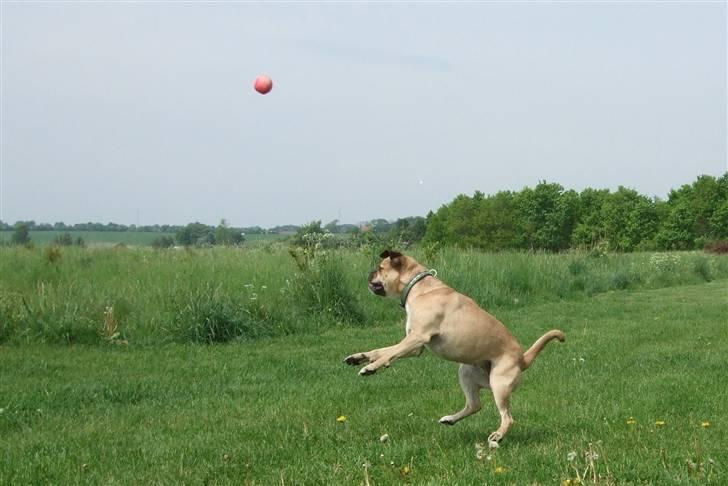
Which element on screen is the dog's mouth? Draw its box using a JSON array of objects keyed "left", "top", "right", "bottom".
[{"left": 369, "top": 281, "right": 386, "bottom": 296}]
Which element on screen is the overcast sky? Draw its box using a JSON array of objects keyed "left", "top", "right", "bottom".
[{"left": 1, "top": 1, "right": 726, "bottom": 228}]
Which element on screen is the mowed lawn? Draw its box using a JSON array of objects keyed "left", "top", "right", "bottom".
[{"left": 1, "top": 281, "right": 726, "bottom": 485}]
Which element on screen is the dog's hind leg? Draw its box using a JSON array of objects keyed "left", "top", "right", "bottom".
[
  {"left": 486, "top": 362, "right": 521, "bottom": 445},
  {"left": 439, "top": 364, "right": 490, "bottom": 425}
]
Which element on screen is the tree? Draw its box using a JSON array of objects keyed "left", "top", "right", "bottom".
[
  {"left": 53, "top": 233, "right": 74, "bottom": 246},
  {"left": 656, "top": 198, "right": 697, "bottom": 250},
  {"left": 469, "top": 191, "right": 523, "bottom": 251},
  {"left": 151, "top": 236, "right": 175, "bottom": 249},
  {"left": 517, "top": 182, "right": 577, "bottom": 251},
  {"left": 601, "top": 187, "right": 658, "bottom": 251},
  {"left": 571, "top": 188, "right": 610, "bottom": 248},
  {"left": 11, "top": 223, "right": 31, "bottom": 246},
  {"left": 176, "top": 223, "right": 214, "bottom": 247},
  {"left": 215, "top": 219, "right": 244, "bottom": 246},
  {"left": 390, "top": 216, "right": 427, "bottom": 244}
]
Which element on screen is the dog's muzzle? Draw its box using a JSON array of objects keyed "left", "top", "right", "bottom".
[{"left": 368, "top": 270, "right": 386, "bottom": 296}]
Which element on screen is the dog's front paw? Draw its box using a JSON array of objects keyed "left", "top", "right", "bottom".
[
  {"left": 344, "top": 353, "right": 368, "bottom": 366},
  {"left": 359, "top": 365, "right": 377, "bottom": 376}
]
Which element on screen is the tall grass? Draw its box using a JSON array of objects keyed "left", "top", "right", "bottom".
[{"left": 1, "top": 245, "right": 726, "bottom": 345}]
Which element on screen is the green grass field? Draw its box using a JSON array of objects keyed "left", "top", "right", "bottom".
[
  {"left": 1, "top": 247, "right": 726, "bottom": 484},
  {"left": 2, "top": 282, "right": 726, "bottom": 484},
  {"left": 0, "top": 230, "right": 177, "bottom": 246},
  {"left": 0, "top": 231, "right": 284, "bottom": 247}
]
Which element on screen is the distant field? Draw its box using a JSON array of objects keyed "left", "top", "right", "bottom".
[{"left": 0, "top": 231, "right": 284, "bottom": 246}]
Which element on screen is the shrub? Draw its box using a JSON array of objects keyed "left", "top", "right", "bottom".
[
  {"left": 692, "top": 256, "right": 712, "bottom": 282},
  {"left": 166, "top": 283, "right": 277, "bottom": 343},
  {"left": 705, "top": 240, "right": 728, "bottom": 255},
  {"left": 288, "top": 244, "right": 365, "bottom": 325},
  {"left": 53, "top": 233, "right": 74, "bottom": 246},
  {"left": 151, "top": 236, "right": 175, "bottom": 249}
]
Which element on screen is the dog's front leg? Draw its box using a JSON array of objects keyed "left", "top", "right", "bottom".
[
  {"left": 344, "top": 343, "right": 423, "bottom": 367},
  {"left": 357, "top": 333, "right": 430, "bottom": 376}
]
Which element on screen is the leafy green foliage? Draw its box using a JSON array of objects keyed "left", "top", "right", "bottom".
[
  {"left": 10, "top": 223, "right": 31, "bottom": 246},
  {"left": 176, "top": 222, "right": 215, "bottom": 247},
  {"left": 425, "top": 173, "right": 728, "bottom": 252},
  {"left": 150, "top": 235, "right": 175, "bottom": 249}
]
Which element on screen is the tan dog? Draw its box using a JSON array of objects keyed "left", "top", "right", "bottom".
[{"left": 344, "top": 250, "right": 565, "bottom": 446}]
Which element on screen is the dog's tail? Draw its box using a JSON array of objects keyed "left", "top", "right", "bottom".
[{"left": 520, "top": 330, "right": 565, "bottom": 370}]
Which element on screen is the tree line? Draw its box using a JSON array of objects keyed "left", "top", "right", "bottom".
[
  {"left": 424, "top": 173, "right": 728, "bottom": 251},
  {"left": 3, "top": 173, "right": 726, "bottom": 252}
]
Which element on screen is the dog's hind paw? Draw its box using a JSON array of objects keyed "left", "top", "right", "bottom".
[
  {"left": 439, "top": 416, "right": 456, "bottom": 426},
  {"left": 487, "top": 432, "right": 502, "bottom": 448}
]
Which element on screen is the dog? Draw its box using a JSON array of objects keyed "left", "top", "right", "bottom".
[{"left": 344, "top": 250, "right": 565, "bottom": 446}]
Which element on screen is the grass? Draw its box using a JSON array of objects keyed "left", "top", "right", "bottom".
[
  {"left": 0, "top": 230, "right": 177, "bottom": 246},
  {"left": 1, "top": 281, "right": 726, "bottom": 484},
  {"left": 1, "top": 246, "right": 726, "bottom": 345},
  {"left": 0, "top": 231, "right": 285, "bottom": 247}
]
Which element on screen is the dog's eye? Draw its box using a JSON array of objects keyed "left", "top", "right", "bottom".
[{"left": 379, "top": 266, "right": 384, "bottom": 271}]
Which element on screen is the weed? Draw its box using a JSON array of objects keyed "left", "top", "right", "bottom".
[{"left": 692, "top": 256, "right": 712, "bottom": 282}]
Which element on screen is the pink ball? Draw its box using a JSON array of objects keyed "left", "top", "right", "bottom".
[{"left": 254, "top": 75, "right": 273, "bottom": 95}]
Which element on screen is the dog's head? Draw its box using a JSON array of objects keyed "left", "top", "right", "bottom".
[{"left": 368, "top": 250, "right": 419, "bottom": 298}]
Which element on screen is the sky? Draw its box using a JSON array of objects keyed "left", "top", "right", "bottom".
[{"left": 1, "top": 1, "right": 726, "bottom": 228}]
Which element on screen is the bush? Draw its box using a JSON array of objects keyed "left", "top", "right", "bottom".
[
  {"left": 166, "top": 283, "right": 277, "bottom": 343},
  {"left": 53, "top": 233, "right": 74, "bottom": 246},
  {"left": 692, "top": 256, "right": 712, "bottom": 282},
  {"left": 151, "top": 236, "right": 175, "bottom": 249},
  {"left": 705, "top": 240, "right": 728, "bottom": 255}
]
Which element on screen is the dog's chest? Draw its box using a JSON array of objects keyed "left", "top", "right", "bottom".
[{"left": 405, "top": 304, "right": 412, "bottom": 335}]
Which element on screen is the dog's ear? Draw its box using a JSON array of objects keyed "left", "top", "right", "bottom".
[
  {"left": 390, "top": 253, "right": 404, "bottom": 269},
  {"left": 379, "top": 250, "right": 391, "bottom": 259},
  {"left": 383, "top": 250, "right": 404, "bottom": 269}
]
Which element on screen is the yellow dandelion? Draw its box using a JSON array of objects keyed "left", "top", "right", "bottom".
[
  {"left": 400, "top": 465, "right": 411, "bottom": 476},
  {"left": 562, "top": 480, "right": 572, "bottom": 486},
  {"left": 336, "top": 415, "right": 347, "bottom": 423},
  {"left": 494, "top": 466, "right": 507, "bottom": 474},
  {"left": 655, "top": 420, "right": 666, "bottom": 427},
  {"left": 626, "top": 417, "right": 637, "bottom": 425},
  {"left": 701, "top": 421, "right": 710, "bottom": 428}
]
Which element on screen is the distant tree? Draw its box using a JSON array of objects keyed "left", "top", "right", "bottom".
[
  {"left": 388, "top": 217, "right": 425, "bottom": 245},
  {"left": 215, "top": 219, "right": 244, "bottom": 246},
  {"left": 517, "top": 182, "right": 578, "bottom": 251},
  {"left": 291, "top": 220, "right": 325, "bottom": 246},
  {"left": 423, "top": 209, "right": 448, "bottom": 246},
  {"left": 11, "top": 223, "right": 31, "bottom": 245},
  {"left": 655, "top": 197, "right": 696, "bottom": 250},
  {"left": 476, "top": 191, "right": 524, "bottom": 250},
  {"left": 53, "top": 233, "right": 74, "bottom": 246},
  {"left": 571, "top": 188, "right": 610, "bottom": 248},
  {"left": 601, "top": 187, "right": 659, "bottom": 251},
  {"left": 176, "top": 222, "right": 214, "bottom": 247},
  {"left": 151, "top": 236, "right": 175, "bottom": 249},
  {"left": 369, "top": 219, "right": 392, "bottom": 234},
  {"left": 324, "top": 220, "right": 340, "bottom": 234}
]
